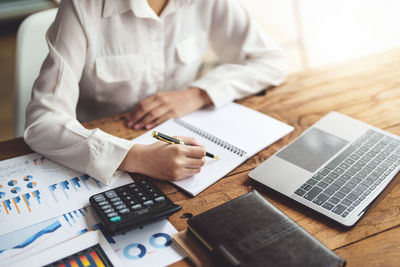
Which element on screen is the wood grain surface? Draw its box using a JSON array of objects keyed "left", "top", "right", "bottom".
[{"left": 1, "top": 49, "right": 399, "bottom": 266}]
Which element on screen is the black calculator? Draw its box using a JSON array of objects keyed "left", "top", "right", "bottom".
[{"left": 89, "top": 174, "right": 181, "bottom": 235}]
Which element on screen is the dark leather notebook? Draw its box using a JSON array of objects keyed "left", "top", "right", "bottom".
[{"left": 187, "top": 191, "right": 346, "bottom": 267}]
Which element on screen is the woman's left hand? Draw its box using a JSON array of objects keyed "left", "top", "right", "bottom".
[{"left": 126, "top": 87, "right": 212, "bottom": 130}]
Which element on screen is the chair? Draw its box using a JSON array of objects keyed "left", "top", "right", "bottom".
[{"left": 14, "top": 8, "right": 57, "bottom": 137}]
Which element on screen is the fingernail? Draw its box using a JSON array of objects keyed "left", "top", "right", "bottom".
[
  {"left": 134, "top": 124, "right": 140, "bottom": 129},
  {"left": 145, "top": 124, "right": 152, "bottom": 129},
  {"left": 127, "top": 121, "right": 133, "bottom": 127}
]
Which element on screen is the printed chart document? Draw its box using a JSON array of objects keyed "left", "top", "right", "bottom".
[
  {"left": 133, "top": 102, "right": 294, "bottom": 196},
  {"left": 0, "top": 153, "right": 132, "bottom": 236},
  {"left": 1, "top": 206, "right": 182, "bottom": 267}
]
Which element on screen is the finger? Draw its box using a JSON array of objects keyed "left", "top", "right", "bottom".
[
  {"left": 144, "top": 112, "right": 175, "bottom": 129},
  {"left": 182, "top": 157, "right": 206, "bottom": 168},
  {"left": 140, "top": 105, "right": 170, "bottom": 129},
  {"left": 127, "top": 97, "right": 160, "bottom": 128},
  {"left": 177, "top": 136, "right": 204, "bottom": 147},
  {"left": 183, "top": 145, "right": 206, "bottom": 158}
]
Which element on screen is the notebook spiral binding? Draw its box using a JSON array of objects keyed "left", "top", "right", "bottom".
[{"left": 174, "top": 118, "right": 247, "bottom": 157}]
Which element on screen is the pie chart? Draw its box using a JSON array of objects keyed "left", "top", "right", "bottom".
[
  {"left": 23, "top": 175, "right": 33, "bottom": 181},
  {"left": 27, "top": 182, "right": 37, "bottom": 188},
  {"left": 8, "top": 179, "right": 18, "bottom": 186},
  {"left": 11, "top": 187, "right": 21, "bottom": 194}
]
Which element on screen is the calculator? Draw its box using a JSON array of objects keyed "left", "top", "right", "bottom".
[{"left": 89, "top": 174, "right": 181, "bottom": 235}]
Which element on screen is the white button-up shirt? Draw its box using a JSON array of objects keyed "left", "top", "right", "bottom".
[{"left": 24, "top": 0, "right": 288, "bottom": 185}]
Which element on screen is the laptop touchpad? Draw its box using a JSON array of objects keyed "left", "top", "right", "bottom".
[{"left": 276, "top": 128, "right": 348, "bottom": 173}]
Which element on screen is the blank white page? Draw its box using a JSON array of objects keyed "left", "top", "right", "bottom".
[{"left": 179, "top": 102, "right": 294, "bottom": 157}]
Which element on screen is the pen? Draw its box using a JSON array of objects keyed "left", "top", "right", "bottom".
[{"left": 152, "top": 131, "right": 219, "bottom": 159}]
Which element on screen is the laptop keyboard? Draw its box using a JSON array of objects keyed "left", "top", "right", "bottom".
[{"left": 294, "top": 129, "right": 400, "bottom": 218}]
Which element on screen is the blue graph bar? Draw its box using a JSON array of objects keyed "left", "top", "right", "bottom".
[
  {"left": 32, "top": 190, "right": 41, "bottom": 204},
  {"left": 61, "top": 180, "right": 70, "bottom": 190},
  {"left": 4, "top": 199, "right": 12, "bottom": 211},
  {"left": 48, "top": 184, "right": 58, "bottom": 203},
  {"left": 79, "top": 209, "right": 85, "bottom": 216},
  {"left": 24, "top": 193, "right": 31, "bottom": 206},
  {"left": 80, "top": 174, "right": 91, "bottom": 190},
  {"left": 14, "top": 196, "right": 21, "bottom": 205},
  {"left": 69, "top": 212, "right": 76, "bottom": 223},
  {"left": 71, "top": 177, "right": 81, "bottom": 191},
  {"left": 63, "top": 214, "right": 72, "bottom": 227},
  {"left": 78, "top": 228, "right": 88, "bottom": 235},
  {"left": 60, "top": 181, "right": 70, "bottom": 199}
]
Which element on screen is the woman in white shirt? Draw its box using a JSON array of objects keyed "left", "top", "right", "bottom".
[{"left": 24, "top": 0, "right": 288, "bottom": 185}]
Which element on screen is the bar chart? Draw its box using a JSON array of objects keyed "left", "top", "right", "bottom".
[{"left": 0, "top": 153, "right": 132, "bottom": 236}]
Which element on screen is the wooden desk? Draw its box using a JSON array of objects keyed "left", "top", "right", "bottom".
[{"left": 1, "top": 49, "right": 400, "bottom": 266}]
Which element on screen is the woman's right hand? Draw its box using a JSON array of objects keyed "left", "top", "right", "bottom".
[{"left": 119, "top": 136, "right": 206, "bottom": 181}]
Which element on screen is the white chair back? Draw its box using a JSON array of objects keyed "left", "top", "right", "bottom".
[{"left": 14, "top": 8, "right": 57, "bottom": 137}]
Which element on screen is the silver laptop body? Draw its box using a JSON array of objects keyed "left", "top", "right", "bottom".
[{"left": 249, "top": 112, "right": 400, "bottom": 226}]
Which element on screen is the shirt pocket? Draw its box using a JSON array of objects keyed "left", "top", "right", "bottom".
[
  {"left": 175, "top": 31, "right": 208, "bottom": 65},
  {"left": 173, "top": 31, "right": 209, "bottom": 87},
  {"left": 94, "top": 53, "right": 147, "bottom": 104}
]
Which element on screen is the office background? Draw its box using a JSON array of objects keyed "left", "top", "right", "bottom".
[{"left": 1, "top": 0, "right": 400, "bottom": 142}]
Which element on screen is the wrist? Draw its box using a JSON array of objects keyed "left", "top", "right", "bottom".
[
  {"left": 188, "top": 87, "right": 212, "bottom": 109},
  {"left": 119, "top": 144, "right": 146, "bottom": 174}
]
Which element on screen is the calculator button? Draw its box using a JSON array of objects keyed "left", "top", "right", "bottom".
[
  {"left": 107, "top": 212, "right": 118, "bottom": 217},
  {"left": 119, "top": 208, "right": 130, "bottom": 214},
  {"left": 124, "top": 196, "right": 133, "bottom": 201},
  {"left": 136, "top": 208, "right": 149, "bottom": 215},
  {"left": 101, "top": 205, "right": 112, "bottom": 210},
  {"left": 113, "top": 201, "right": 123, "bottom": 206},
  {"left": 93, "top": 194, "right": 105, "bottom": 202},
  {"left": 105, "top": 190, "right": 118, "bottom": 199},
  {"left": 151, "top": 192, "right": 160, "bottom": 198},
  {"left": 140, "top": 196, "right": 149, "bottom": 201},
  {"left": 131, "top": 204, "right": 142, "bottom": 211},
  {"left": 98, "top": 201, "right": 108, "bottom": 206},
  {"left": 154, "top": 196, "right": 165, "bottom": 203},
  {"left": 115, "top": 204, "right": 126, "bottom": 210},
  {"left": 110, "top": 197, "right": 121, "bottom": 202},
  {"left": 116, "top": 187, "right": 126, "bottom": 192},
  {"left": 104, "top": 208, "right": 114, "bottom": 214},
  {"left": 143, "top": 200, "right": 154, "bottom": 207},
  {"left": 135, "top": 192, "right": 145, "bottom": 198},
  {"left": 110, "top": 216, "right": 121, "bottom": 222}
]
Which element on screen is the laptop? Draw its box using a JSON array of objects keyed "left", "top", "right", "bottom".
[{"left": 249, "top": 112, "right": 400, "bottom": 227}]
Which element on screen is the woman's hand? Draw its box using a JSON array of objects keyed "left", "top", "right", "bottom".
[
  {"left": 126, "top": 87, "right": 212, "bottom": 130},
  {"left": 119, "top": 136, "right": 206, "bottom": 181}
]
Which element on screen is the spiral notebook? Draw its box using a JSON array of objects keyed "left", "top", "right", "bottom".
[{"left": 133, "top": 102, "right": 293, "bottom": 196}]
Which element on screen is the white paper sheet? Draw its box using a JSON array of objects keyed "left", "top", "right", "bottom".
[
  {"left": 0, "top": 206, "right": 182, "bottom": 267},
  {"left": 133, "top": 102, "right": 294, "bottom": 196},
  {"left": 0, "top": 153, "right": 132, "bottom": 236}
]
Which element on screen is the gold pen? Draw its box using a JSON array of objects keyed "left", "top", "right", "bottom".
[{"left": 152, "top": 131, "right": 219, "bottom": 159}]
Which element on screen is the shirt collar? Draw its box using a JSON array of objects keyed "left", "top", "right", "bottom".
[{"left": 102, "top": 0, "right": 194, "bottom": 19}]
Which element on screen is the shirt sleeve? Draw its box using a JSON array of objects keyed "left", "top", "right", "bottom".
[
  {"left": 190, "top": 0, "right": 289, "bottom": 107},
  {"left": 24, "top": 0, "right": 134, "bottom": 185}
]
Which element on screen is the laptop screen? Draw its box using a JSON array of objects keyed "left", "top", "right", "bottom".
[{"left": 276, "top": 128, "right": 348, "bottom": 173}]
